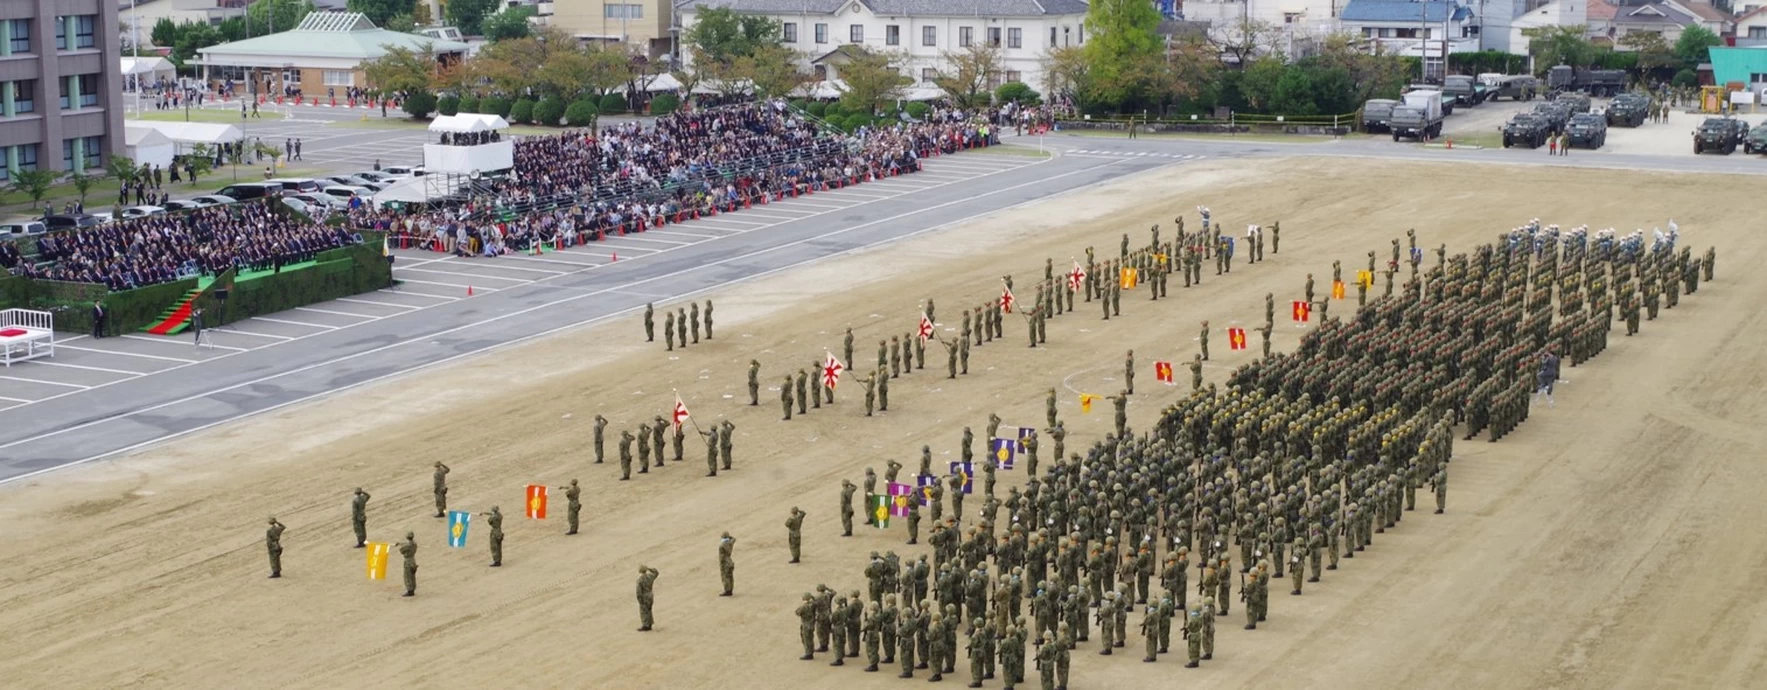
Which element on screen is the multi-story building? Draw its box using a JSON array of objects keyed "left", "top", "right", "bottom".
[
  {"left": 1337, "top": 0, "right": 1479, "bottom": 79},
  {"left": 677, "top": 0, "right": 1088, "bottom": 96},
  {"left": 550, "top": 0, "right": 673, "bottom": 57},
  {"left": 0, "top": 0, "right": 125, "bottom": 179}
]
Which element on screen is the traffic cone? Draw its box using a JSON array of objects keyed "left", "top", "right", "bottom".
[
  {"left": 611, "top": 252, "right": 618, "bottom": 262},
  {"left": 1446, "top": 137, "right": 1454, "bottom": 149},
  {"left": 467, "top": 285, "right": 474, "bottom": 296}
]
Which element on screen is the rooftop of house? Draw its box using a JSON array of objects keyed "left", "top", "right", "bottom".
[
  {"left": 678, "top": 0, "right": 1090, "bottom": 17},
  {"left": 195, "top": 12, "right": 469, "bottom": 60},
  {"left": 1339, "top": 0, "right": 1474, "bottom": 23}
]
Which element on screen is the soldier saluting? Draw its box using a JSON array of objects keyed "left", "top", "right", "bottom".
[{"left": 264, "top": 516, "right": 285, "bottom": 578}]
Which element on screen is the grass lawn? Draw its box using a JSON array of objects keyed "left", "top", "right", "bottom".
[
  {"left": 127, "top": 108, "right": 286, "bottom": 124},
  {"left": 1437, "top": 131, "right": 1502, "bottom": 149}
]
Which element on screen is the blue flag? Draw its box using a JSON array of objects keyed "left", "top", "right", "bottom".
[
  {"left": 917, "top": 473, "right": 939, "bottom": 506},
  {"left": 447, "top": 510, "right": 471, "bottom": 548},
  {"left": 1016, "top": 426, "right": 1037, "bottom": 452},
  {"left": 949, "top": 461, "right": 974, "bottom": 494},
  {"left": 989, "top": 437, "right": 1016, "bottom": 470}
]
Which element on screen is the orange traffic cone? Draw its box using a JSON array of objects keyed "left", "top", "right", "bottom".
[
  {"left": 611, "top": 252, "right": 618, "bottom": 262},
  {"left": 467, "top": 285, "right": 474, "bottom": 296},
  {"left": 1446, "top": 137, "right": 1454, "bottom": 149}
]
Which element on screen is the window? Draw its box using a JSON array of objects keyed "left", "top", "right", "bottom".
[
  {"left": 72, "top": 15, "right": 94, "bottom": 49},
  {"left": 603, "top": 4, "right": 642, "bottom": 18},
  {"left": 54, "top": 16, "right": 65, "bottom": 50},
  {"left": 1463, "top": 25, "right": 1479, "bottom": 38},
  {"left": 7, "top": 19, "right": 29, "bottom": 54},
  {"left": 815, "top": 23, "right": 828, "bottom": 44},
  {"left": 783, "top": 22, "right": 798, "bottom": 43},
  {"left": 987, "top": 71, "right": 1003, "bottom": 90},
  {"left": 77, "top": 74, "right": 97, "bottom": 108},
  {"left": 959, "top": 26, "right": 973, "bottom": 47},
  {"left": 1005, "top": 70, "right": 1021, "bottom": 84},
  {"left": 923, "top": 25, "right": 936, "bottom": 46},
  {"left": 323, "top": 70, "right": 352, "bottom": 86},
  {"left": 1393, "top": 28, "right": 1419, "bottom": 38},
  {"left": 1007, "top": 28, "right": 1021, "bottom": 49},
  {"left": 1050, "top": 26, "right": 1057, "bottom": 47},
  {"left": 16, "top": 143, "right": 39, "bottom": 171},
  {"left": 849, "top": 24, "right": 863, "bottom": 43},
  {"left": 922, "top": 67, "right": 937, "bottom": 82},
  {"left": 988, "top": 27, "right": 1001, "bottom": 47},
  {"left": 1753, "top": 26, "right": 1767, "bottom": 38},
  {"left": 1078, "top": 25, "right": 1084, "bottom": 43},
  {"left": 886, "top": 24, "right": 899, "bottom": 46},
  {"left": 1284, "top": 12, "right": 1302, "bottom": 24},
  {"left": 10, "top": 80, "right": 35, "bottom": 114}
]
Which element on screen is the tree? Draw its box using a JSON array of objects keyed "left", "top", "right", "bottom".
[
  {"left": 447, "top": 0, "right": 499, "bottom": 36},
  {"left": 1523, "top": 26, "right": 1595, "bottom": 69},
  {"left": 481, "top": 6, "right": 536, "bottom": 41},
  {"left": 564, "top": 98, "right": 599, "bottom": 127},
  {"left": 363, "top": 45, "right": 439, "bottom": 94},
  {"left": 402, "top": 90, "right": 437, "bottom": 118},
  {"left": 473, "top": 35, "right": 551, "bottom": 93},
  {"left": 255, "top": 143, "right": 284, "bottom": 173},
  {"left": 835, "top": 48, "right": 910, "bottom": 116},
  {"left": 184, "top": 146, "right": 214, "bottom": 185},
  {"left": 9, "top": 169, "right": 56, "bottom": 207},
  {"left": 1674, "top": 25, "right": 1721, "bottom": 68},
  {"left": 934, "top": 43, "right": 1004, "bottom": 109},
  {"left": 384, "top": 14, "right": 417, "bottom": 33},
  {"left": 535, "top": 40, "right": 632, "bottom": 99},
  {"left": 1148, "top": 36, "right": 1220, "bottom": 112},
  {"left": 1083, "top": 0, "right": 1164, "bottom": 108},
  {"left": 69, "top": 172, "right": 95, "bottom": 201},
  {"left": 1238, "top": 56, "right": 1287, "bottom": 111},
  {"left": 347, "top": 0, "right": 416, "bottom": 26},
  {"left": 1270, "top": 67, "right": 1318, "bottom": 115},
  {"left": 1620, "top": 31, "right": 1675, "bottom": 71},
  {"left": 104, "top": 155, "right": 138, "bottom": 186},
  {"left": 151, "top": 18, "right": 179, "bottom": 48},
  {"left": 1043, "top": 46, "right": 1095, "bottom": 111},
  {"left": 1209, "top": 18, "right": 1282, "bottom": 68},
  {"left": 168, "top": 21, "right": 222, "bottom": 63},
  {"left": 1310, "top": 33, "right": 1409, "bottom": 103},
  {"left": 685, "top": 8, "right": 782, "bottom": 65},
  {"left": 246, "top": 0, "right": 314, "bottom": 34},
  {"left": 996, "top": 82, "right": 1042, "bottom": 106},
  {"left": 740, "top": 44, "right": 809, "bottom": 100}
]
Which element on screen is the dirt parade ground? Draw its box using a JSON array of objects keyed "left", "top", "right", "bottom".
[{"left": 4, "top": 154, "right": 1766, "bottom": 690}]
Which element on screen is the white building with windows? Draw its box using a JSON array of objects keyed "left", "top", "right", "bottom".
[
  {"left": 1337, "top": 0, "right": 1479, "bottom": 80},
  {"left": 676, "top": 0, "right": 1090, "bottom": 98}
]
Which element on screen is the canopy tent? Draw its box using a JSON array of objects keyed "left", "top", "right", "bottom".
[
  {"left": 635, "top": 73, "right": 682, "bottom": 93},
  {"left": 373, "top": 175, "right": 468, "bottom": 205},
  {"left": 121, "top": 56, "right": 175, "bottom": 79},
  {"left": 127, "top": 120, "right": 245, "bottom": 154},
  {"left": 898, "top": 84, "right": 945, "bottom": 102},
  {"left": 430, "top": 113, "right": 511, "bottom": 133},
  {"left": 791, "top": 80, "right": 845, "bottom": 100},
  {"left": 124, "top": 124, "right": 176, "bottom": 169}
]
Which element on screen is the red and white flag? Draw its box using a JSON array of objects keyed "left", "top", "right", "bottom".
[
  {"left": 1001, "top": 285, "right": 1016, "bottom": 314},
  {"left": 1068, "top": 262, "right": 1087, "bottom": 292},
  {"left": 822, "top": 352, "right": 845, "bottom": 389},
  {"left": 671, "top": 394, "right": 690, "bottom": 428},
  {"left": 917, "top": 312, "right": 935, "bottom": 342}
]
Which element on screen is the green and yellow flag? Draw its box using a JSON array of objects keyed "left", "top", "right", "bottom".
[{"left": 870, "top": 495, "right": 891, "bottom": 528}]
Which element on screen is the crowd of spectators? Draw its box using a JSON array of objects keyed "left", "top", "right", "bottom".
[{"left": 7, "top": 202, "right": 358, "bottom": 291}]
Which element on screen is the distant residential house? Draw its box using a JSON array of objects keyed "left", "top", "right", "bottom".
[
  {"left": 1587, "top": 0, "right": 1731, "bottom": 46},
  {"left": 1496, "top": 0, "right": 1587, "bottom": 55},
  {"left": 1337, "top": 0, "right": 1479, "bottom": 80},
  {"left": 1736, "top": 5, "right": 1767, "bottom": 43}
]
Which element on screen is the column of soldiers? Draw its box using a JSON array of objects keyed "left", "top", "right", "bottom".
[
  {"left": 645, "top": 300, "right": 715, "bottom": 352},
  {"left": 786, "top": 217, "right": 1710, "bottom": 687}
]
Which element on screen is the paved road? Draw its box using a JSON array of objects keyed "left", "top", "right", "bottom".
[{"left": 0, "top": 146, "right": 1195, "bottom": 481}]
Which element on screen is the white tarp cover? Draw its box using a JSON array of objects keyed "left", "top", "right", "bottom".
[
  {"left": 374, "top": 175, "right": 470, "bottom": 204},
  {"left": 431, "top": 113, "right": 511, "bottom": 133},
  {"left": 120, "top": 56, "right": 175, "bottom": 77},
  {"left": 128, "top": 120, "right": 245, "bottom": 148},
  {"left": 124, "top": 125, "right": 176, "bottom": 168}
]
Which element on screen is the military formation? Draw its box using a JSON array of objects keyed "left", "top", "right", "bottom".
[{"left": 261, "top": 202, "right": 1715, "bottom": 688}]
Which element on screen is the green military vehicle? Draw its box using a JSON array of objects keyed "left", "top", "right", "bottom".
[
  {"left": 1693, "top": 117, "right": 1748, "bottom": 154},
  {"left": 1490, "top": 75, "right": 1538, "bottom": 101},
  {"left": 1531, "top": 102, "right": 1572, "bottom": 134},
  {"left": 1554, "top": 92, "right": 1591, "bottom": 114},
  {"left": 1606, "top": 93, "right": 1649, "bottom": 127},
  {"left": 1745, "top": 126, "right": 1767, "bottom": 154},
  {"left": 1360, "top": 99, "right": 1399, "bottom": 133},
  {"left": 1565, "top": 113, "right": 1608, "bottom": 149},
  {"left": 1502, "top": 114, "right": 1549, "bottom": 149}
]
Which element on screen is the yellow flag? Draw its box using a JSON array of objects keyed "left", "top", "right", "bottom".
[
  {"left": 1155, "top": 253, "right": 1168, "bottom": 265},
  {"left": 1356, "top": 270, "right": 1373, "bottom": 289},
  {"left": 365, "top": 542, "right": 390, "bottom": 580},
  {"left": 1119, "top": 268, "right": 1138, "bottom": 289},
  {"left": 1331, "top": 280, "right": 1346, "bottom": 299},
  {"left": 1079, "top": 393, "right": 1100, "bottom": 413}
]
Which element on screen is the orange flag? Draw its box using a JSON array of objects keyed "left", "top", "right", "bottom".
[
  {"left": 365, "top": 542, "right": 390, "bottom": 580},
  {"left": 1331, "top": 280, "right": 1346, "bottom": 299},
  {"left": 1292, "top": 301, "right": 1311, "bottom": 323},
  {"left": 1228, "top": 328, "right": 1247, "bottom": 350},
  {"left": 1079, "top": 393, "right": 1100, "bottom": 413},
  {"left": 1154, "top": 361, "right": 1173, "bottom": 383},
  {"left": 525, "top": 484, "right": 548, "bottom": 519}
]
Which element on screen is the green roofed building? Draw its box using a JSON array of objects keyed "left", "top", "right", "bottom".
[
  {"left": 193, "top": 12, "right": 467, "bottom": 98},
  {"left": 1707, "top": 46, "right": 1767, "bottom": 92}
]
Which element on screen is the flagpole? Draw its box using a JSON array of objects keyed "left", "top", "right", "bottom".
[{"left": 673, "top": 388, "right": 705, "bottom": 436}]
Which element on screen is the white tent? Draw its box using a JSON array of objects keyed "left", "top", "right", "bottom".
[
  {"left": 373, "top": 175, "right": 468, "bottom": 205},
  {"left": 126, "top": 120, "right": 245, "bottom": 154},
  {"left": 124, "top": 124, "right": 175, "bottom": 169},
  {"left": 429, "top": 114, "right": 489, "bottom": 133},
  {"left": 898, "top": 84, "right": 945, "bottom": 102},
  {"left": 791, "top": 80, "right": 845, "bottom": 100},
  {"left": 634, "top": 73, "right": 682, "bottom": 93},
  {"left": 121, "top": 56, "right": 175, "bottom": 78}
]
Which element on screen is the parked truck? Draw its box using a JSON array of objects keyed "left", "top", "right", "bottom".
[
  {"left": 1360, "top": 99, "right": 1399, "bottom": 133},
  {"left": 1391, "top": 90, "right": 1445, "bottom": 141},
  {"left": 1546, "top": 65, "right": 1626, "bottom": 97}
]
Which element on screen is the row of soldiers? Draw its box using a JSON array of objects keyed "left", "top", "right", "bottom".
[
  {"left": 782, "top": 214, "right": 1710, "bottom": 687},
  {"left": 643, "top": 300, "right": 715, "bottom": 351}
]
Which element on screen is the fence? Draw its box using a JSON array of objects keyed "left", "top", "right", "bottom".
[{"left": 1058, "top": 111, "right": 1360, "bottom": 135}]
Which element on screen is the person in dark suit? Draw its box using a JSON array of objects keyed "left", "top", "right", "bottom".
[
  {"left": 191, "top": 307, "right": 206, "bottom": 346},
  {"left": 91, "top": 300, "right": 107, "bottom": 339}
]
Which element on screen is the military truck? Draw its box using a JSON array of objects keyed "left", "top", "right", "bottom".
[
  {"left": 1490, "top": 75, "right": 1538, "bottom": 101},
  {"left": 1745, "top": 126, "right": 1767, "bottom": 154},
  {"left": 1546, "top": 65, "right": 1626, "bottom": 97},
  {"left": 1502, "top": 114, "right": 1549, "bottom": 149},
  {"left": 1531, "top": 102, "right": 1572, "bottom": 134},
  {"left": 1360, "top": 99, "right": 1399, "bottom": 133},
  {"left": 1692, "top": 117, "right": 1747, "bottom": 154},
  {"left": 1402, "top": 84, "right": 1456, "bottom": 116},
  {"left": 1606, "top": 93, "right": 1649, "bottom": 127},
  {"left": 1566, "top": 113, "right": 1608, "bottom": 149},
  {"left": 1441, "top": 75, "right": 1485, "bottom": 106},
  {"left": 1392, "top": 90, "right": 1445, "bottom": 141}
]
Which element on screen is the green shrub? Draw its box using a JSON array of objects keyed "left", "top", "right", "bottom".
[
  {"left": 806, "top": 101, "right": 827, "bottom": 117},
  {"left": 1671, "top": 69, "right": 1698, "bottom": 88},
  {"left": 649, "top": 93, "right": 680, "bottom": 115},
  {"left": 533, "top": 96, "right": 566, "bottom": 126},
  {"left": 789, "top": 99, "right": 807, "bottom": 112},
  {"left": 598, "top": 93, "right": 627, "bottom": 114},
  {"left": 905, "top": 101, "right": 929, "bottom": 120},
  {"left": 844, "top": 113, "right": 872, "bottom": 131},
  {"left": 481, "top": 95, "right": 512, "bottom": 117},
  {"left": 995, "top": 81, "right": 1042, "bottom": 106},
  {"left": 437, "top": 94, "right": 461, "bottom": 116},
  {"left": 825, "top": 102, "right": 848, "bottom": 118},
  {"left": 509, "top": 97, "right": 535, "bottom": 124},
  {"left": 402, "top": 91, "right": 436, "bottom": 119},
  {"left": 457, "top": 95, "right": 480, "bottom": 113},
  {"left": 565, "top": 99, "right": 599, "bottom": 127}
]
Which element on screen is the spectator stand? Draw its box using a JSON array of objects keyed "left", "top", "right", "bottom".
[
  {"left": 425, "top": 114, "right": 515, "bottom": 202},
  {"left": 0, "top": 308, "right": 55, "bottom": 366}
]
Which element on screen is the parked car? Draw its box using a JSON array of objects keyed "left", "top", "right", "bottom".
[
  {"left": 215, "top": 183, "right": 281, "bottom": 200},
  {"left": 121, "top": 205, "right": 166, "bottom": 219},
  {"left": 381, "top": 165, "right": 425, "bottom": 177},
  {"left": 291, "top": 192, "right": 347, "bottom": 209},
  {"left": 43, "top": 213, "right": 103, "bottom": 230},
  {"left": 1745, "top": 126, "right": 1767, "bottom": 154},
  {"left": 1, "top": 220, "right": 47, "bottom": 236},
  {"left": 187, "top": 194, "right": 238, "bottom": 207},
  {"left": 266, "top": 177, "right": 324, "bottom": 195},
  {"left": 354, "top": 171, "right": 397, "bottom": 184},
  {"left": 323, "top": 174, "right": 377, "bottom": 187},
  {"left": 280, "top": 197, "right": 315, "bottom": 216},
  {"left": 162, "top": 200, "right": 202, "bottom": 212}
]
